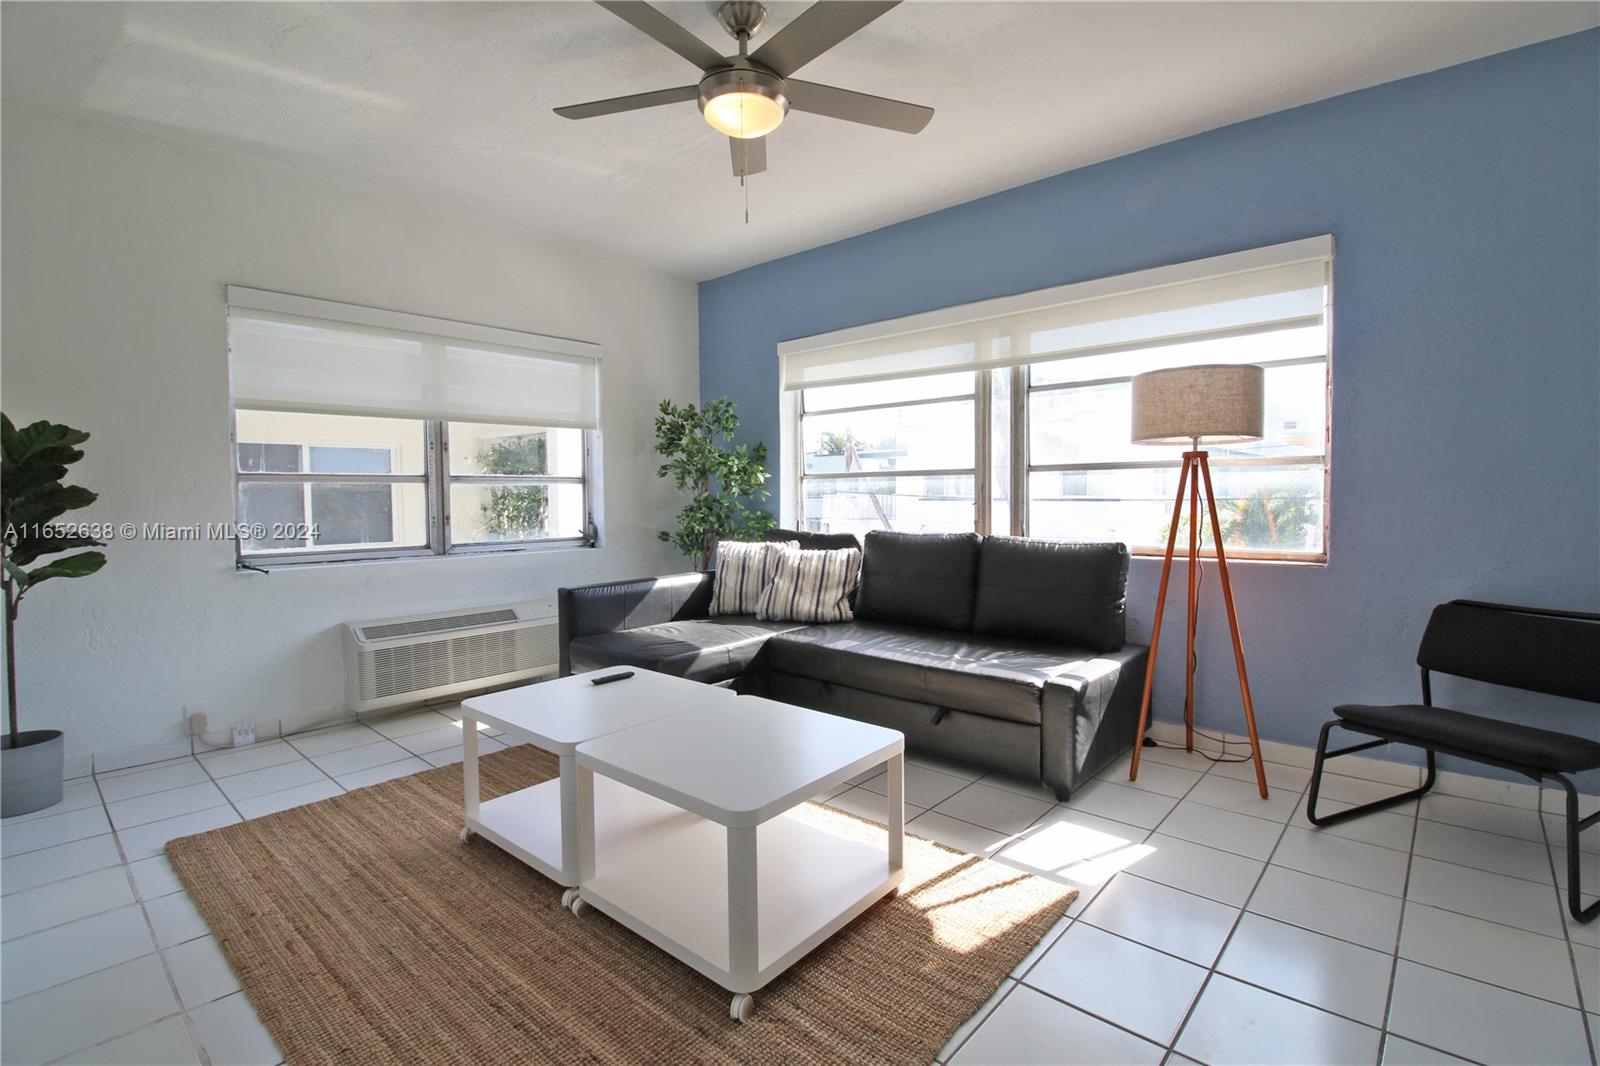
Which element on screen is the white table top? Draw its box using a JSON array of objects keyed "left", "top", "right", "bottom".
[
  {"left": 575, "top": 695, "right": 904, "bottom": 828},
  {"left": 461, "top": 668, "right": 729, "bottom": 754}
]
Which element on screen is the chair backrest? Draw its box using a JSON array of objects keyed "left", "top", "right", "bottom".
[{"left": 1417, "top": 600, "right": 1600, "bottom": 704}]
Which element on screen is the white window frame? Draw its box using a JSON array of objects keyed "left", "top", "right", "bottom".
[
  {"left": 779, "top": 237, "right": 1333, "bottom": 563},
  {"left": 227, "top": 291, "right": 601, "bottom": 569}
]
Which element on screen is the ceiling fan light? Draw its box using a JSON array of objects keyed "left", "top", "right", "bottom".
[{"left": 703, "top": 91, "right": 785, "bottom": 138}]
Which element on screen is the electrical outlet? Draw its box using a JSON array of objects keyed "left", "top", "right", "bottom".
[{"left": 232, "top": 723, "right": 256, "bottom": 746}]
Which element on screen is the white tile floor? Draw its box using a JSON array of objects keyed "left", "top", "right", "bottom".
[{"left": 2, "top": 708, "right": 1597, "bottom": 1066}]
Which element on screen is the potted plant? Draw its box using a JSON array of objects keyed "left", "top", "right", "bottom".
[
  {"left": 653, "top": 397, "right": 775, "bottom": 569},
  {"left": 1, "top": 415, "right": 107, "bottom": 816}
]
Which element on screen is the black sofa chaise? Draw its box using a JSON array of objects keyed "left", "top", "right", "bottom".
[{"left": 558, "top": 530, "right": 1150, "bottom": 800}]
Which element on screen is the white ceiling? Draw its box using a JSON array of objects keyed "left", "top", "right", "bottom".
[{"left": 3, "top": 2, "right": 1595, "bottom": 280}]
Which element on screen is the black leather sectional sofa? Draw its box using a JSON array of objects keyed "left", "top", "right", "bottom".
[{"left": 558, "top": 530, "right": 1150, "bottom": 800}]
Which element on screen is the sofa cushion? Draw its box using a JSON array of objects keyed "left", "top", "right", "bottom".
[
  {"left": 567, "top": 616, "right": 805, "bottom": 685},
  {"left": 766, "top": 620, "right": 1109, "bottom": 725},
  {"left": 856, "top": 531, "right": 981, "bottom": 631},
  {"left": 764, "top": 527, "right": 862, "bottom": 552},
  {"left": 973, "top": 538, "right": 1129, "bottom": 652}
]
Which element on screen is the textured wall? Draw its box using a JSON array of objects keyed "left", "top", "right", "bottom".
[
  {"left": 2, "top": 102, "right": 699, "bottom": 759},
  {"left": 699, "top": 30, "right": 1600, "bottom": 786}
]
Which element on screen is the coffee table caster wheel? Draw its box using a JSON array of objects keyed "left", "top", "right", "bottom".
[
  {"left": 730, "top": 993, "right": 754, "bottom": 1023},
  {"left": 569, "top": 896, "right": 592, "bottom": 917},
  {"left": 458, "top": 826, "right": 474, "bottom": 844},
  {"left": 560, "top": 888, "right": 579, "bottom": 910}
]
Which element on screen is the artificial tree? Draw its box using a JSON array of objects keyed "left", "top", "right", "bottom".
[
  {"left": 653, "top": 397, "right": 775, "bottom": 569},
  {"left": 1, "top": 415, "right": 107, "bottom": 746}
]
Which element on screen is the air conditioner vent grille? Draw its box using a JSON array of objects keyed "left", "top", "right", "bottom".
[
  {"left": 356, "top": 621, "right": 559, "bottom": 702},
  {"left": 359, "top": 609, "right": 519, "bottom": 641}
]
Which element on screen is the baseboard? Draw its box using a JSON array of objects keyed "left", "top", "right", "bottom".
[
  {"left": 1146, "top": 717, "right": 1586, "bottom": 806},
  {"left": 88, "top": 705, "right": 359, "bottom": 775}
]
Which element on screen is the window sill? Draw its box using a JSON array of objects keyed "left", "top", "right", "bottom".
[
  {"left": 1128, "top": 548, "right": 1327, "bottom": 567},
  {"left": 237, "top": 540, "right": 594, "bottom": 573}
]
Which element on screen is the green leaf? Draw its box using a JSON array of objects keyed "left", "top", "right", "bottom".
[
  {"left": 3, "top": 420, "right": 89, "bottom": 465},
  {"left": 10, "top": 484, "right": 97, "bottom": 527},
  {"left": 2, "top": 557, "right": 26, "bottom": 587},
  {"left": 11, "top": 534, "right": 105, "bottom": 568},
  {"left": 23, "top": 551, "right": 106, "bottom": 586}
]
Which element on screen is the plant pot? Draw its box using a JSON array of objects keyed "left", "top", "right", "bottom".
[{"left": 1, "top": 729, "right": 65, "bottom": 818}]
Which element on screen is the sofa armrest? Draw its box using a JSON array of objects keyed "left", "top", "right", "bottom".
[
  {"left": 557, "top": 572, "right": 715, "bottom": 675},
  {"left": 1040, "top": 645, "right": 1150, "bottom": 798}
]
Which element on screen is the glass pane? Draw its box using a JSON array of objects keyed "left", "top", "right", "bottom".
[
  {"left": 1027, "top": 325, "right": 1325, "bottom": 388},
  {"left": 801, "top": 371, "right": 974, "bottom": 413},
  {"left": 309, "top": 446, "right": 390, "bottom": 475},
  {"left": 310, "top": 484, "right": 394, "bottom": 545},
  {"left": 800, "top": 475, "right": 975, "bottom": 537},
  {"left": 448, "top": 423, "right": 584, "bottom": 477},
  {"left": 238, "top": 483, "right": 306, "bottom": 550},
  {"left": 451, "top": 482, "right": 585, "bottom": 543},
  {"left": 1029, "top": 362, "right": 1326, "bottom": 466},
  {"left": 1027, "top": 463, "right": 1324, "bottom": 555},
  {"left": 989, "top": 368, "right": 1012, "bottom": 536},
  {"left": 235, "top": 483, "right": 427, "bottom": 553},
  {"left": 236, "top": 443, "right": 301, "bottom": 474},
  {"left": 1030, "top": 382, "right": 1182, "bottom": 466},
  {"left": 802, "top": 400, "right": 974, "bottom": 475},
  {"left": 234, "top": 411, "right": 424, "bottom": 475}
]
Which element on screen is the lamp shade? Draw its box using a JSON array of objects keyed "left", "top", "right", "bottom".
[{"left": 1131, "top": 363, "right": 1264, "bottom": 445}]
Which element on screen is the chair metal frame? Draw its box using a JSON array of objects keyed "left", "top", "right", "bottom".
[{"left": 1306, "top": 602, "right": 1599, "bottom": 924}]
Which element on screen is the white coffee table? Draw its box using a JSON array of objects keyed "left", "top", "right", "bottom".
[
  {"left": 569, "top": 695, "right": 905, "bottom": 1022},
  {"left": 458, "top": 668, "right": 730, "bottom": 907}
]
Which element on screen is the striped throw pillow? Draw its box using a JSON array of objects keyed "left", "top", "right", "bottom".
[
  {"left": 756, "top": 545, "right": 861, "bottom": 624},
  {"left": 710, "top": 540, "right": 796, "bottom": 616}
]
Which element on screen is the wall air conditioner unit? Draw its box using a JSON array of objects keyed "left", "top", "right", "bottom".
[{"left": 343, "top": 603, "right": 558, "bottom": 714}]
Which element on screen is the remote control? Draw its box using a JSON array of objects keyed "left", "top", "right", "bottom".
[{"left": 590, "top": 670, "right": 634, "bottom": 686}]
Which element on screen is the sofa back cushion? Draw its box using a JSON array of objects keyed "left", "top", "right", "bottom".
[
  {"left": 710, "top": 539, "right": 795, "bottom": 616},
  {"left": 856, "top": 531, "right": 981, "bottom": 631},
  {"left": 972, "top": 537, "right": 1129, "bottom": 652},
  {"left": 763, "top": 527, "right": 862, "bottom": 552}
]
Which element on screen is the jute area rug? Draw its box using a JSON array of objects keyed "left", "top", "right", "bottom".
[{"left": 167, "top": 745, "right": 1076, "bottom": 1065}]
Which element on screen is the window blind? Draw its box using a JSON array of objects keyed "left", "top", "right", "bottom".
[
  {"left": 226, "top": 289, "right": 601, "bottom": 430},
  {"left": 778, "top": 237, "right": 1331, "bottom": 392}
]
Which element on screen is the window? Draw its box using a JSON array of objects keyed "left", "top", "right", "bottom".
[
  {"left": 783, "top": 238, "right": 1332, "bottom": 561},
  {"left": 226, "top": 289, "right": 600, "bottom": 565}
]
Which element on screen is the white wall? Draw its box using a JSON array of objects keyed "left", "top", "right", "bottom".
[{"left": 1, "top": 101, "right": 699, "bottom": 759}]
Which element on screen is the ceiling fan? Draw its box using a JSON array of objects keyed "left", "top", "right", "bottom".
[{"left": 555, "top": 0, "right": 934, "bottom": 178}]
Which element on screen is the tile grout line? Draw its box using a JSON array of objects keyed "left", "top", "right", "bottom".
[
  {"left": 1159, "top": 763, "right": 1319, "bottom": 1058},
  {"left": 1373, "top": 767, "right": 1423, "bottom": 1064}
]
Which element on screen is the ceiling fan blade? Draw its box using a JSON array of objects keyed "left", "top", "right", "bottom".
[
  {"left": 750, "top": 1, "right": 899, "bottom": 78},
  {"left": 554, "top": 84, "right": 699, "bottom": 120},
  {"left": 786, "top": 79, "right": 933, "bottom": 134},
  {"left": 731, "top": 135, "right": 767, "bottom": 177},
  {"left": 595, "top": 1, "right": 727, "bottom": 72}
]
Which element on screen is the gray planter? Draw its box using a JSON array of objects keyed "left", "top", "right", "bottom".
[{"left": 1, "top": 729, "right": 65, "bottom": 818}]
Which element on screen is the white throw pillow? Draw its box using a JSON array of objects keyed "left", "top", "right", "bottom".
[
  {"left": 710, "top": 540, "right": 795, "bottom": 616},
  {"left": 756, "top": 545, "right": 861, "bottom": 624}
]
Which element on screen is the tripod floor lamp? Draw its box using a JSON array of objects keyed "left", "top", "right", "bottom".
[{"left": 1127, "top": 363, "right": 1270, "bottom": 798}]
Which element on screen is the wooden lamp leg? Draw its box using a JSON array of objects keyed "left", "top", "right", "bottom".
[
  {"left": 1196, "top": 453, "right": 1269, "bottom": 798},
  {"left": 1129, "top": 456, "right": 1192, "bottom": 781},
  {"left": 1184, "top": 449, "right": 1200, "bottom": 751}
]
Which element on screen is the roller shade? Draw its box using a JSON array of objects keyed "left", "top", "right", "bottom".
[
  {"left": 779, "top": 237, "right": 1331, "bottom": 392},
  {"left": 227, "top": 289, "right": 601, "bottom": 429}
]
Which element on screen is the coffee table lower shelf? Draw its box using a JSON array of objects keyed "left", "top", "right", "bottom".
[
  {"left": 465, "top": 777, "right": 695, "bottom": 891},
  {"left": 574, "top": 811, "right": 902, "bottom": 1015}
]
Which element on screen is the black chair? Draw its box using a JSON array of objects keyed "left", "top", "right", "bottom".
[{"left": 1306, "top": 599, "right": 1600, "bottom": 923}]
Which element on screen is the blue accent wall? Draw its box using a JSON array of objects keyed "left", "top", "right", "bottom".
[{"left": 699, "top": 30, "right": 1600, "bottom": 783}]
